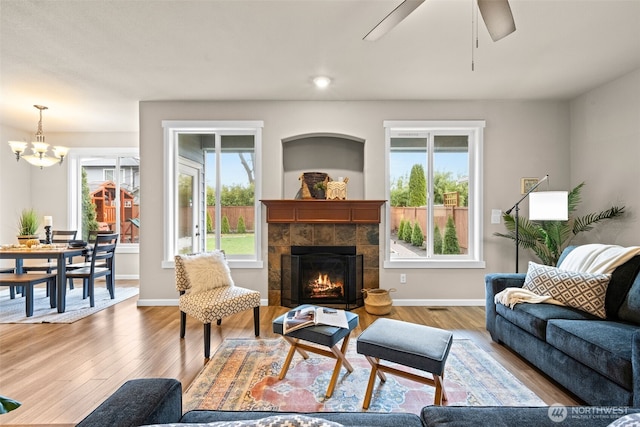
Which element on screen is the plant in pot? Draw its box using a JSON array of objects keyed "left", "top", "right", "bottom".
[
  {"left": 17, "top": 208, "right": 40, "bottom": 245},
  {"left": 313, "top": 181, "right": 327, "bottom": 199},
  {"left": 0, "top": 396, "right": 20, "bottom": 414},
  {"left": 494, "top": 182, "right": 625, "bottom": 266}
]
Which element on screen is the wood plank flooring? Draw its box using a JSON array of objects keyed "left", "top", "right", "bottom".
[{"left": 0, "top": 281, "right": 581, "bottom": 426}]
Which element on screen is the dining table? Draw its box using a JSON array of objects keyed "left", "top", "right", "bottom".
[{"left": 0, "top": 245, "right": 87, "bottom": 313}]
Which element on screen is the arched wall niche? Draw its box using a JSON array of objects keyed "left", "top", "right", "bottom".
[{"left": 282, "top": 133, "right": 365, "bottom": 199}]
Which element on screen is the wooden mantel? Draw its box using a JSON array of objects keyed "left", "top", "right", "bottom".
[{"left": 261, "top": 200, "right": 386, "bottom": 224}]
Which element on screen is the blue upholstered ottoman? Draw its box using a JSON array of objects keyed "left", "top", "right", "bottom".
[
  {"left": 357, "top": 318, "right": 454, "bottom": 409},
  {"left": 273, "top": 305, "right": 359, "bottom": 398}
]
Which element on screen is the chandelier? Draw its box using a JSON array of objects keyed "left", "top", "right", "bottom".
[{"left": 7, "top": 105, "right": 69, "bottom": 169}]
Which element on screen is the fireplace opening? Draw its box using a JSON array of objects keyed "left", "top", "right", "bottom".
[{"left": 284, "top": 246, "right": 363, "bottom": 310}]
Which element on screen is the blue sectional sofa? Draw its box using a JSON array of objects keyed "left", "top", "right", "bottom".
[
  {"left": 76, "top": 378, "right": 640, "bottom": 426},
  {"left": 486, "top": 245, "right": 640, "bottom": 407}
]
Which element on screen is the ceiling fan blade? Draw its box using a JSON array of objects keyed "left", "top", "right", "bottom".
[
  {"left": 363, "top": 0, "right": 426, "bottom": 41},
  {"left": 477, "top": 0, "right": 516, "bottom": 42}
]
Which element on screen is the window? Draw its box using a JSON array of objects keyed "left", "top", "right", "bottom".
[
  {"left": 163, "top": 121, "right": 263, "bottom": 268},
  {"left": 69, "top": 149, "right": 140, "bottom": 247},
  {"left": 384, "top": 121, "right": 485, "bottom": 268}
]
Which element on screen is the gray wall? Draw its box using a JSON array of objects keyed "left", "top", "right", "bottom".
[
  {"left": 569, "top": 68, "right": 640, "bottom": 246},
  {"left": 4, "top": 67, "right": 637, "bottom": 302},
  {"left": 139, "top": 100, "right": 571, "bottom": 305}
]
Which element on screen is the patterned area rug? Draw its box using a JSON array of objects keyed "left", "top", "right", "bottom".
[
  {"left": 0, "top": 285, "right": 138, "bottom": 323},
  {"left": 184, "top": 338, "right": 545, "bottom": 414}
]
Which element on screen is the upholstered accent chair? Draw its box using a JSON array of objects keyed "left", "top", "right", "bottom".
[{"left": 175, "top": 251, "right": 260, "bottom": 359}]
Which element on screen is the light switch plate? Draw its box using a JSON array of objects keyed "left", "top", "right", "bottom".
[{"left": 491, "top": 209, "right": 502, "bottom": 224}]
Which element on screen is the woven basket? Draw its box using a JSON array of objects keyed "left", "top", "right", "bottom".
[
  {"left": 326, "top": 181, "right": 347, "bottom": 200},
  {"left": 299, "top": 172, "right": 329, "bottom": 199},
  {"left": 362, "top": 288, "right": 396, "bottom": 315}
]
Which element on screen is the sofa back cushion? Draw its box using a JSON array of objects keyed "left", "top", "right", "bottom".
[
  {"left": 617, "top": 273, "right": 640, "bottom": 325},
  {"left": 558, "top": 247, "right": 640, "bottom": 323}
]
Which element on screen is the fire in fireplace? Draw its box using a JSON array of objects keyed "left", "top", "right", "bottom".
[{"left": 284, "top": 246, "right": 363, "bottom": 310}]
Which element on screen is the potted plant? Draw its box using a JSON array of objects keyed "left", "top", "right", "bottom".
[
  {"left": 0, "top": 396, "right": 20, "bottom": 414},
  {"left": 17, "top": 208, "right": 40, "bottom": 244},
  {"left": 494, "top": 182, "right": 625, "bottom": 266},
  {"left": 313, "top": 181, "right": 327, "bottom": 199}
]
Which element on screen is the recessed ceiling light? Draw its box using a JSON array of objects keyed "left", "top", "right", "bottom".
[{"left": 313, "top": 76, "right": 331, "bottom": 89}]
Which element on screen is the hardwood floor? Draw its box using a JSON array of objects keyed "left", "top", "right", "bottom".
[{"left": 0, "top": 280, "right": 581, "bottom": 426}]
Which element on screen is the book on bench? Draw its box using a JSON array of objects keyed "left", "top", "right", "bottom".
[{"left": 283, "top": 306, "right": 349, "bottom": 334}]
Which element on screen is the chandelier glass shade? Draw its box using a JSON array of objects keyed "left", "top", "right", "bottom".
[{"left": 7, "top": 105, "right": 69, "bottom": 169}]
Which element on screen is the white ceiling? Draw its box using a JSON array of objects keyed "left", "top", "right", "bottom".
[{"left": 1, "top": 0, "right": 639, "bottom": 133}]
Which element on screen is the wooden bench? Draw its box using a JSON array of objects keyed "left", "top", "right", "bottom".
[{"left": 0, "top": 273, "right": 57, "bottom": 317}]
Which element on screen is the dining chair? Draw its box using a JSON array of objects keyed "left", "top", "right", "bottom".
[
  {"left": 65, "top": 233, "right": 118, "bottom": 307},
  {"left": 175, "top": 251, "right": 260, "bottom": 359},
  {"left": 22, "top": 230, "right": 78, "bottom": 274},
  {"left": 66, "top": 230, "right": 111, "bottom": 270}
]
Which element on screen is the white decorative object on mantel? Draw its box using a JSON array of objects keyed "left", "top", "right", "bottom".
[{"left": 326, "top": 177, "right": 348, "bottom": 200}]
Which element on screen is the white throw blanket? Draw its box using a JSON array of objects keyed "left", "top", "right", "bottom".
[
  {"left": 558, "top": 244, "right": 640, "bottom": 274},
  {"left": 495, "top": 287, "right": 563, "bottom": 308}
]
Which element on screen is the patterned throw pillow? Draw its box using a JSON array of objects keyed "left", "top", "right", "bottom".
[
  {"left": 181, "top": 251, "right": 234, "bottom": 293},
  {"left": 606, "top": 413, "right": 640, "bottom": 427},
  {"left": 523, "top": 261, "right": 611, "bottom": 318}
]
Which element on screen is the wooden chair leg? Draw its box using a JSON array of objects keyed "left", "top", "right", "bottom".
[
  {"left": 180, "top": 311, "right": 187, "bottom": 338},
  {"left": 253, "top": 306, "right": 260, "bottom": 336},
  {"left": 204, "top": 323, "right": 211, "bottom": 359}
]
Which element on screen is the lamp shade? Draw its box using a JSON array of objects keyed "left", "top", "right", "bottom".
[{"left": 529, "top": 191, "right": 568, "bottom": 220}]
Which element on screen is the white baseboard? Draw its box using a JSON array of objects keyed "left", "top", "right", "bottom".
[
  {"left": 137, "top": 299, "right": 178, "bottom": 306},
  {"left": 115, "top": 274, "right": 139, "bottom": 280},
  {"left": 137, "top": 298, "right": 271, "bottom": 307},
  {"left": 392, "top": 299, "right": 485, "bottom": 306},
  {"left": 137, "top": 298, "right": 483, "bottom": 307}
]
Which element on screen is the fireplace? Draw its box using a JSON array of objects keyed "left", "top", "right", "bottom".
[
  {"left": 286, "top": 246, "right": 363, "bottom": 309},
  {"left": 263, "top": 200, "right": 385, "bottom": 307}
]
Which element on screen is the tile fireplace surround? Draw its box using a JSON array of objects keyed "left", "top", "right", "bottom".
[{"left": 263, "top": 200, "right": 385, "bottom": 306}]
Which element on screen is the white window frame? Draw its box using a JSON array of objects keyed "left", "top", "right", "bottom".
[
  {"left": 68, "top": 147, "right": 140, "bottom": 254},
  {"left": 162, "top": 120, "right": 264, "bottom": 269},
  {"left": 383, "top": 120, "right": 485, "bottom": 269}
]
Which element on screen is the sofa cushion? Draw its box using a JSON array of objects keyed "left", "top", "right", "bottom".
[
  {"left": 421, "top": 406, "right": 640, "bottom": 427},
  {"left": 618, "top": 275, "right": 640, "bottom": 325},
  {"left": 523, "top": 262, "right": 611, "bottom": 318},
  {"left": 546, "top": 319, "right": 640, "bottom": 390},
  {"left": 147, "top": 414, "right": 344, "bottom": 427},
  {"left": 606, "top": 255, "right": 640, "bottom": 320},
  {"left": 180, "top": 410, "right": 424, "bottom": 427},
  {"left": 496, "top": 301, "right": 596, "bottom": 341}
]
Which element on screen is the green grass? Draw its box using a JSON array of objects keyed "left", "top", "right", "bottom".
[{"left": 206, "top": 233, "right": 254, "bottom": 254}]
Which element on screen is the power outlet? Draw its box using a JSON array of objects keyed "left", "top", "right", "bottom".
[{"left": 400, "top": 273, "right": 407, "bottom": 284}]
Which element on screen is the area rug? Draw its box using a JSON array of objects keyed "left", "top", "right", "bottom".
[
  {"left": 0, "top": 285, "right": 138, "bottom": 323},
  {"left": 184, "top": 338, "right": 546, "bottom": 414}
]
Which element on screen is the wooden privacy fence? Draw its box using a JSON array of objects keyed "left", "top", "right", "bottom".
[
  {"left": 207, "top": 206, "right": 255, "bottom": 231},
  {"left": 390, "top": 206, "right": 468, "bottom": 251}
]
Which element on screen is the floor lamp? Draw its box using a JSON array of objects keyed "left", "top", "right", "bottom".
[{"left": 505, "top": 175, "right": 568, "bottom": 273}]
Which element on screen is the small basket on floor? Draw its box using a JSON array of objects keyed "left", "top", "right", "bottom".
[{"left": 362, "top": 288, "right": 396, "bottom": 315}]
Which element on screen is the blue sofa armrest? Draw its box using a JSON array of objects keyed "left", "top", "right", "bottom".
[
  {"left": 76, "top": 378, "right": 182, "bottom": 426},
  {"left": 485, "top": 273, "right": 526, "bottom": 341}
]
